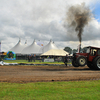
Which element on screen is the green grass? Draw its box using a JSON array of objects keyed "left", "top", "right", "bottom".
[
  {"left": 0, "top": 80, "right": 100, "bottom": 100},
  {"left": 3, "top": 60, "right": 65, "bottom": 64}
]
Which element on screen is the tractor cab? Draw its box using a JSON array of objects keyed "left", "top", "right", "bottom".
[{"left": 88, "top": 47, "right": 98, "bottom": 62}]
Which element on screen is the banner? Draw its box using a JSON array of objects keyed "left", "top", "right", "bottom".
[
  {"left": 37, "top": 41, "right": 43, "bottom": 47},
  {"left": 44, "top": 58, "right": 54, "bottom": 62}
]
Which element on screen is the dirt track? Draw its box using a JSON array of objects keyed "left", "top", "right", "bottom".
[{"left": 0, "top": 65, "right": 100, "bottom": 83}]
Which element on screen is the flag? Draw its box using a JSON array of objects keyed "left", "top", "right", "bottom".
[{"left": 37, "top": 41, "right": 43, "bottom": 47}]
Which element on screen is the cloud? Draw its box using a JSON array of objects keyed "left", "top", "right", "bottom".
[
  {"left": 83, "top": 19, "right": 100, "bottom": 41},
  {"left": 0, "top": 0, "right": 100, "bottom": 51}
]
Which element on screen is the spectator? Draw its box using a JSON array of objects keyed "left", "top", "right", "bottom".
[
  {"left": 30, "top": 54, "right": 33, "bottom": 62},
  {"left": 33, "top": 54, "right": 36, "bottom": 62},
  {"left": 28, "top": 55, "right": 31, "bottom": 62},
  {"left": 47, "top": 56, "right": 50, "bottom": 59},
  {"left": 64, "top": 54, "right": 68, "bottom": 66}
]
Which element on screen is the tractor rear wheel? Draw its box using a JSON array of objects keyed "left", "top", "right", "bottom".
[
  {"left": 72, "top": 59, "right": 79, "bottom": 67},
  {"left": 76, "top": 56, "right": 87, "bottom": 66},
  {"left": 93, "top": 57, "right": 100, "bottom": 70}
]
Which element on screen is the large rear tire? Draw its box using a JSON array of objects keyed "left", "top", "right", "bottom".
[
  {"left": 76, "top": 56, "right": 87, "bottom": 66},
  {"left": 72, "top": 59, "right": 79, "bottom": 67},
  {"left": 93, "top": 57, "right": 100, "bottom": 70}
]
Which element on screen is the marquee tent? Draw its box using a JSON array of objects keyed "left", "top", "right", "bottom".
[
  {"left": 9, "top": 39, "right": 61, "bottom": 55},
  {"left": 41, "top": 49, "right": 69, "bottom": 56},
  {"left": 39, "top": 40, "right": 58, "bottom": 53},
  {"left": 21, "top": 40, "right": 42, "bottom": 54},
  {"left": 9, "top": 39, "right": 27, "bottom": 54}
]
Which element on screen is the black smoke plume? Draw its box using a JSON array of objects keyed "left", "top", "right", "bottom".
[{"left": 66, "top": 3, "right": 92, "bottom": 43}]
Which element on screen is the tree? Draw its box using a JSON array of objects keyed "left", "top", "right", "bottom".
[
  {"left": 72, "top": 49, "right": 77, "bottom": 54},
  {"left": 64, "top": 47, "right": 72, "bottom": 54}
]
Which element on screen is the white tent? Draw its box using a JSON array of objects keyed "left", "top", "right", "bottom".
[
  {"left": 39, "top": 40, "right": 58, "bottom": 53},
  {"left": 9, "top": 39, "right": 27, "bottom": 54},
  {"left": 21, "top": 40, "right": 42, "bottom": 54},
  {"left": 41, "top": 49, "right": 69, "bottom": 56}
]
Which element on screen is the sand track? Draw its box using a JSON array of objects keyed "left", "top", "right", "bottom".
[{"left": 0, "top": 65, "right": 100, "bottom": 83}]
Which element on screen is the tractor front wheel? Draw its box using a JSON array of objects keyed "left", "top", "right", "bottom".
[{"left": 76, "top": 56, "right": 87, "bottom": 66}]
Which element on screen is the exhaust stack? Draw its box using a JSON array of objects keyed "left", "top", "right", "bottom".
[{"left": 78, "top": 43, "right": 81, "bottom": 53}]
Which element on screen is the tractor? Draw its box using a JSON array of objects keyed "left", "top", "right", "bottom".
[{"left": 72, "top": 46, "right": 100, "bottom": 70}]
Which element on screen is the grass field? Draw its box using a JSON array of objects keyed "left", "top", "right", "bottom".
[
  {"left": 3, "top": 60, "right": 65, "bottom": 64},
  {"left": 0, "top": 80, "right": 100, "bottom": 100}
]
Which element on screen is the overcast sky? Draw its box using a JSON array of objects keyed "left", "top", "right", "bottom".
[{"left": 0, "top": 0, "right": 100, "bottom": 52}]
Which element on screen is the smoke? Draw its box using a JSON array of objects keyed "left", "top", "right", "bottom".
[{"left": 65, "top": 3, "right": 92, "bottom": 43}]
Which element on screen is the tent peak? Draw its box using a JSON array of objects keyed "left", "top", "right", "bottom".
[
  {"left": 32, "top": 39, "right": 36, "bottom": 44},
  {"left": 33, "top": 39, "right": 36, "bottom": 43},
  {"left": 18, "top": 38, "right": 21, "bottom": 43},
  {"left": 50, "top": 39, "right": 52, "bottom": 42},
  {"left": 25, "top": 40, "right": 27, "bottom": 44}
]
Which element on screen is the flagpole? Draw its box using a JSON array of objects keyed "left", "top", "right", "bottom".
[{"left": 0, "top": 41, "right": 1, "bottom": 52}]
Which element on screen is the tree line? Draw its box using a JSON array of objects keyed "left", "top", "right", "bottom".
[{"left": 63, "top": 47, "right": 86, "bottom": 54}]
